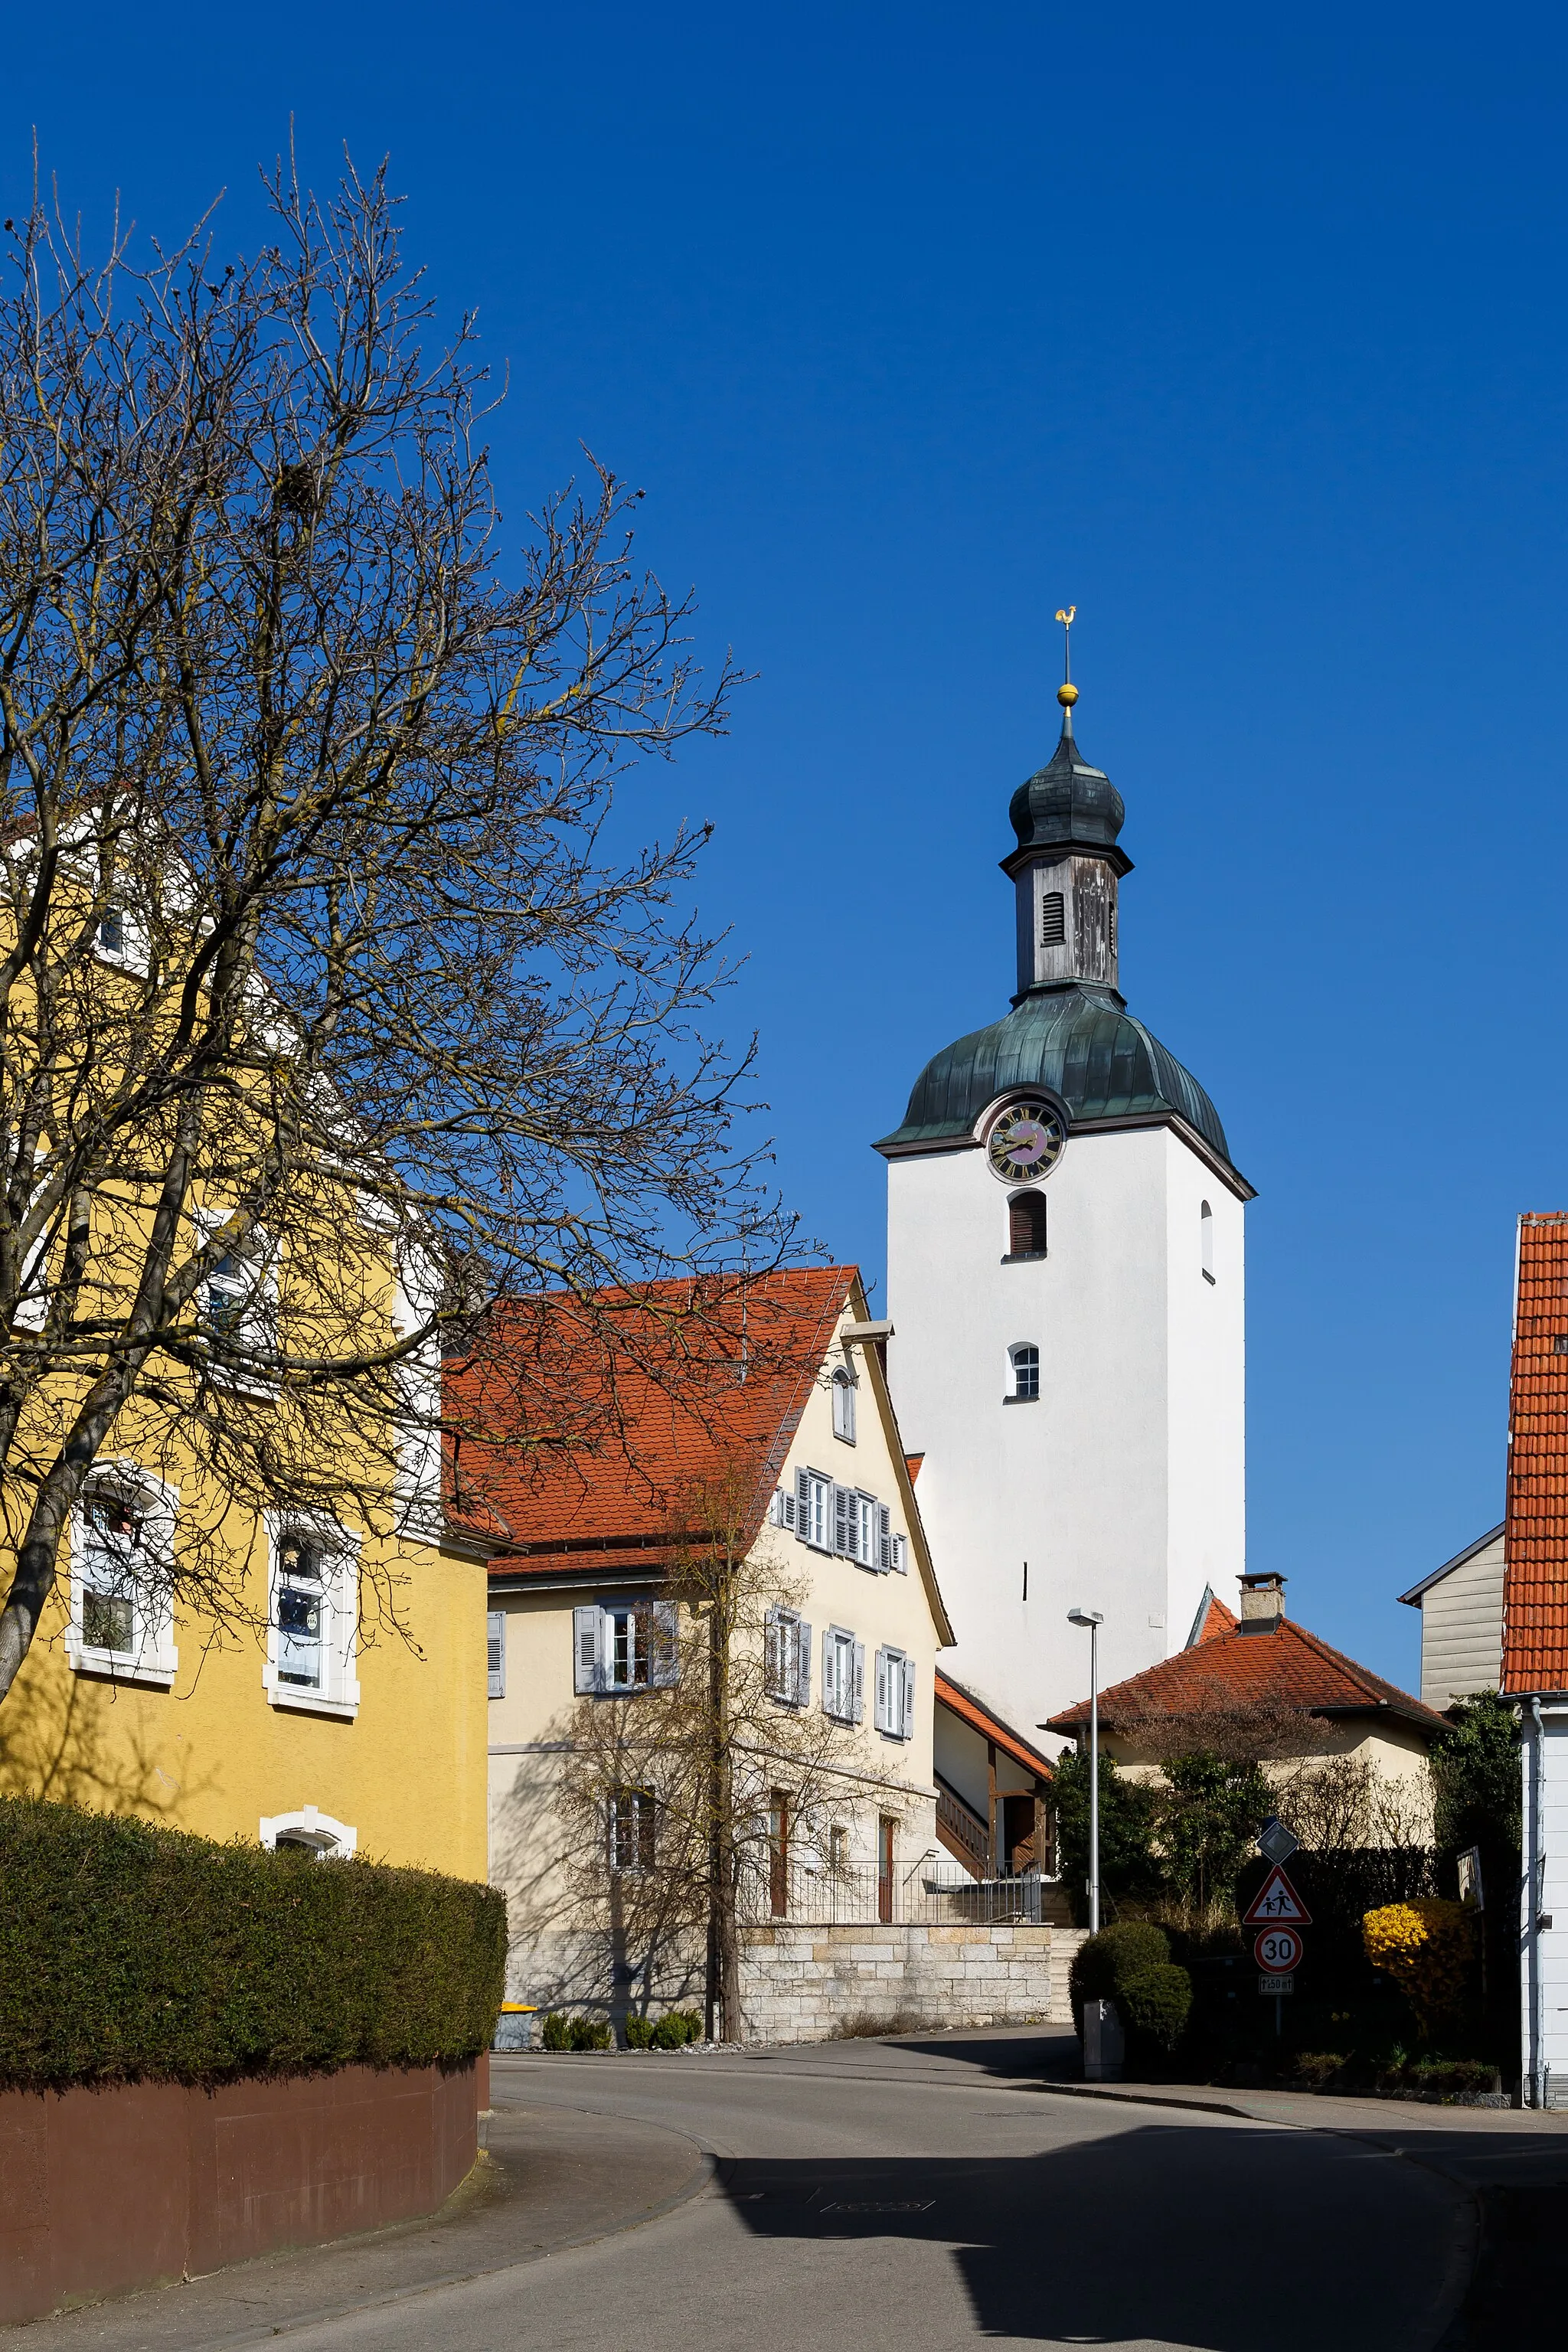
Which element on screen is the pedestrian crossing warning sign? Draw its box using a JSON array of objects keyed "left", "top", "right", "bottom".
[{"left": 1241, "top": 1864, "right": 1312, "bottom": 1927}]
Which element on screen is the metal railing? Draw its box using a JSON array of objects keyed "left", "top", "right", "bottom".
[{"left": 738, "top": 1858, "right": 1059, "bottom": 1928}]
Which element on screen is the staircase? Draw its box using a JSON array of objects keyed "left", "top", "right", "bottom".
[{"left": 935, "top": 1775, "right": 989, "bottom": 1878}]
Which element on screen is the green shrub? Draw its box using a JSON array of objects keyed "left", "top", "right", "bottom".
[
  {"left": 624, "top": 2014, "right": 655, "bottom": 2049},
  {"left": 541, "top": 2011, "right": 574, "bottom": 2050},
  {"left": 0, "top": 1796, "right": 505, "bottom": 2091},
  {"left": 1069, "top": 1922, "right": 1192, "bottom": 2054},
  {"left": 1050, "top": 1753, "right": 1161, "bottom": 1923},
  {"left": 651, "top": 2007, "right": 703, "bottom": 2048}
]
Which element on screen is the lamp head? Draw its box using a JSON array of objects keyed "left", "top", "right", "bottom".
[{"left": 1067, "top": 1609, "right": 1103, "bottom": 1628}]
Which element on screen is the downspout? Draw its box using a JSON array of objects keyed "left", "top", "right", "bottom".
[{"left": 1527, "top": 1698, "right": 1547, "bottom": 2109}]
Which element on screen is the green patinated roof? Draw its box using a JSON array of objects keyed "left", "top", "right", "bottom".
[{"left": 875, "top": 983, "right": 1234, "bottom": 1167}]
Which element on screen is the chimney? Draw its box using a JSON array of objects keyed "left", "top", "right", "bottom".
[{"left": 1237, "top": 1572, "right": 1286, "bottom": 1634}]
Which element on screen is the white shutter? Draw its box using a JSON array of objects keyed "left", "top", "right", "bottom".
[
  {"left": 833, "top": 1483, "right": 853, "bottom": 1559},
  {"left": 651, "top": 1599, "right": 680, "bottom": 1687},
  {"left": 768, "top": 1490, "right": 782, "bottom": 1527},
  {"left": 573, "top": 1604, "right": 603, "bottom": 1695},
  {"left": 821, "top": 1628, "right": 837, "bottom": 1717},
  {"left": 877, "top": 1504, "right": 891, "bottom": 1571},
  {"left": 487, "top": 1610, "right": 506, "bottom": 1699},
  {"left": 874, "top": 1646, "right": 890, "bottom": 1733},
  {"left": 901, "top": 1655, "right": 916, "bottom": 1740},
  {"left": 796, "top": 1618, "right": 812, "bottom": 1707},
  {"left": 891, "top": 1533, "right": 907, "bottom": 1574},
  {"left": 851, "top": 1640, "right": 865, "bottom": 1724}
]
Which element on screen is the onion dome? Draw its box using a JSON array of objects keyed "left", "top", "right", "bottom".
[{"left": 1004, "top": 706, "right": 1129, "bottom": 871}]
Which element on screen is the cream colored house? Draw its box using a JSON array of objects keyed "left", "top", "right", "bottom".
[
  {"left": 448, "top": 1269, "right": 955, "bottom": 2026},
  {"left": 1398, "top": 1524, "right": 1504, "bottom": 1709}
]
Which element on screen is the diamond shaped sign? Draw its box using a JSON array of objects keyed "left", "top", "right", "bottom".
[{"left": 1257, "top": 1815, "right": 1299, "bottom": 1867}]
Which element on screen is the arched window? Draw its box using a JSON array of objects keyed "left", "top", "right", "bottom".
[
  {"left": 1008, "top": 1344, "right": 1040, "bottom": 1402},
  {"left": 1008, "top": 1192, "right": 1048, "bottom": 1258},
  {"left": 1200, "top": 1200, "right": 1215, "bottom": 1284},
  {"left": 831, "top": 1364, "right": 857, "bottom": 1443},
  {"left": 259, "top": 1805, "right": 358, "bottom": 1859}
]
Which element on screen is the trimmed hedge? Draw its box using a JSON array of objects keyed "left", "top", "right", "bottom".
[
  {"left": 0, "top": 1797, "right": 508, "bottom": 2089},
  {"left": 1070, "top": 1922, "right": 1193, "bottom": 2053}
]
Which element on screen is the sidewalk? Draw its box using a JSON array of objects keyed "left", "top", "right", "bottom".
[{"left": 2, "top": 2100, "right": 710, "bottom": 2350}]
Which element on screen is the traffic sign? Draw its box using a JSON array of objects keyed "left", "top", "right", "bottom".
[
  {"left": 1258, "top": 1973, "right": 1295, "bottom": 1995},
  {"left": 1241, "top": 1864, "right": 1312, "bottom": 1927},
  {"left": 1253, "top": 1926, "right": 1302, "bottom": 1973},
  {"left": 1256, "top": 1815, "right": 1299, "bottom": 1867}
]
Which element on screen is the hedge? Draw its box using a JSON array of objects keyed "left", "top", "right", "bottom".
[
  {"left": 0, "top": 1797, "right": 508, "bottom": 2090},
  {"left": 1070, "top": 1922, "right": 1193, "bottom": 2053}
]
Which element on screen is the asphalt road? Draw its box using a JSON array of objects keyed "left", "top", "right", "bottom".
[{"left": 21, "top": 2029, "right": 1542, "bottom": 2352}]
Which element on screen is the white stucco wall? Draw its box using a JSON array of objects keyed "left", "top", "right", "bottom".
[
  {"left": 886, "top": 1122, "right": 1245, "bottom": 1736},
  {"left": 1522, "top": 1704, "right": 1568, "bottom": 2106}
]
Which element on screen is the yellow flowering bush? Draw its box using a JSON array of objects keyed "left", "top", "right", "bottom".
[{"left": 1361, "top": 1900, "right": 1474, "bottom": 2037}]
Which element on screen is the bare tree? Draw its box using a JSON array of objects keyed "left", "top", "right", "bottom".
[
  {"left": 0, "top": 145, "right": 786, "bottom": 1706},
  {"left": 555, "top": 1464, "right": 859, "bottom": 2044}
]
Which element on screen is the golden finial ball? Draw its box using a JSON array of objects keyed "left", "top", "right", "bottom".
[{"left": 1057, "top": 681, "right": 1080, "bottom": 707}]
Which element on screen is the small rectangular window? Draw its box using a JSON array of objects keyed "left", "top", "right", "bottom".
[
  {"left": 487, "top": 1609, "right": 506, "bottom": 1698},
  {"left": 1040, "top": 890, "right": 1066, "bottom": 948},
  {"left": 832, "top": 1367, "right": 858, "bottom": 1443},
  {"left": 610, "top": 1787, "right": 656, "bottom": 1873},
  {"left": 1011, "top": 1345, "right": 1040, "bottom": 1401},
  {"left": 98, "top": 906, "right": 126, "bottom": 959},
  {"left": 1008, "top": 1193, "right": 1047, "bottom": 1256},
  {"left": 276, "top": 1534, "right": 326, "bottom": 1688}
]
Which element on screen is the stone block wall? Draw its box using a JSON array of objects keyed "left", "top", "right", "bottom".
[{"left": 738, "top": 1921, "right": 1084, "bottom": 2044}]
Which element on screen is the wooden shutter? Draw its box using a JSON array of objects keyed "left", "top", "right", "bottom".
[
  {"left": 796, "top": 1618, "right": 812, "bottom": 1707},
  {"left": 651, "top": 1599, "right": 680, "bottom": 1687},
  {"left": 851, "top": 1641, "right": 865, "bottom": 1724},
  {"left": 901, "top": 1656, "right": 916, "bottom": 1740},
  {"left": 796, "top": 1467, "right": 813, "bottom": 1543},
  {"left": 573, "top": 1604, "right": 603, "bottom": 1694},
  {"left": 874, "top": 1646, "right": 890, "bottom": 1732},
  {"left": 833, "top": 1483, "right": 854, "bottom": 1559},
  {"left": 877, "top": 1504, "right": 891, "bottom": 1571},
  {"left": 487, "top": 1610, "right": 506, "bottom": 1699},
  {"left": 822, "top": 1628, "right": 838, "bottom": 1717}
]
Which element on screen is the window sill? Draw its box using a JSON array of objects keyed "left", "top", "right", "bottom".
[
  {"left": 1000, "top": 1251, "right": 1048, "bottom": 1265},
  {"left": 264, "top": 1681, "right": 361, "bottom": 1721},
  {"left": 1002, "top": 1393, "right": 1040, "bottom": 1406},
  {"left": 1202, "top": 1269, "right": 1216, "bottom": 1285},
  {"left": 68, "top": 1645, "right": 178, "bottom": 1690}
]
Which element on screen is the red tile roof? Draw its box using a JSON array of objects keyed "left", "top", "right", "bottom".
[
  {"left": 1503, "top": 1214, "right": 1568, "bottom": 1694},
  {"left": 446, "top": 1269, "right": 855, "bottom": 1576},
  {"left": 1044, "top": 1610, "right": 1446, "bottom": 1740},
  {"left": 934, "top": 1671, "right": 1054, "bottom": 1779},
  {"left": 1190, "top": 1589, "right": 1238, "bottom": 1644}
]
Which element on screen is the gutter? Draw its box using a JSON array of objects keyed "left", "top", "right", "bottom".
[{"left": 1527, "top": 1697, "right": 1546, "bottom": 2109}]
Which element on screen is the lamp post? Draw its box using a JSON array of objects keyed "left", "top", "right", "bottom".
[{"left": 1067, "top": 1609, "right": 1104, "bottom": 1932}]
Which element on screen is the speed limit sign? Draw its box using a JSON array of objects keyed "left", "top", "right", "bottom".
[{"left": 1254, "top": 1926, "right": 1302, "bottom": 1973}]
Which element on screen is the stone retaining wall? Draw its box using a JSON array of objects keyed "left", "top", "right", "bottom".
[{"left": 740, "top": 1921, "right": 1083, "bottom": 2043}]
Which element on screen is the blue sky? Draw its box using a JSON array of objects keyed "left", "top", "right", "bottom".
[{"left": 7, "top": 2, "right": 1566, "bottom": 1684}]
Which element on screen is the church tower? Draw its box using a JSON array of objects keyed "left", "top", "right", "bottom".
[{"left": 875, "top": 657, "right": 1251, "bottom": 1736}]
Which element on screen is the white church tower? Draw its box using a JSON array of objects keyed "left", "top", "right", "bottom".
[{"left": 877, "top": 652, "right": 1250, "bottom": 1736}]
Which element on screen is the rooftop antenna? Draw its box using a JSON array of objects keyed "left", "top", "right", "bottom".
[{"left": 1054, "top": 606, "right": 1080, "bottom": 721}]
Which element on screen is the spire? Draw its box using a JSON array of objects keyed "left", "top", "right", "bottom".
[{"left": 1054, "top": 605, "right": 1080, "bottom": 740}]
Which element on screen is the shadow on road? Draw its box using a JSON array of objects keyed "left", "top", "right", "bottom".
[
  {"left": 717, "top": 2123, "right": 1464, "bottom": 2350},
  {"left": 880, "top": 2029, "right": 1081, "bottom": 2079}
]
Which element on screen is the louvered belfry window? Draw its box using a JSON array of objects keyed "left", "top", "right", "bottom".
[
  {"left": 1008, "top": 1193, "right": 1047, "bottom": 1256},
  {"left": 1040, "top": 890, "right": 1066, "bottom": 948}
]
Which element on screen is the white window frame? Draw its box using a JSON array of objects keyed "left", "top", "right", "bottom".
[
  {"left": 573, "top": 1599, "right": 679, "bottom": 1695},
  {"left": 262, "top": 1516, "right": 362, "bottom": 1720},
  {"left": 488, "top": 1609, "right": 507, "bottom": 1699},
  {"left": 874, "top": 1645, "right": 916, "bottom": 1740},
  {"left": 67, "top": 1462, "right": 180, "bottom": 1689},
  {"left": 194, "top": 1207, "right": 279, "bottom": 1393},
  {"left": 796, "top": 1467, "right": 831, "bottom": 1551},
  {"left": 1008, "top": 1342, "right": 1040, "bottom": 1402},
  {"left": 765, "top": 1604, "right": 812, "bottom": 1707},
  {"left": 259, "top": 1805, "right": 358, "bottom": 1858},
  {"left": 822, "top": 1625, "right": 864, "bottom": 1726},
  {"left": 831, "top": 1364, "right": 858, "bottom": 1444},
  {"left": 609, "top": 1785, "right": 656, "bottom": 1874}
]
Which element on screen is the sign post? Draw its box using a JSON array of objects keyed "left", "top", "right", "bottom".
[{"left": 1243, "top": 1859, "right": 1311, "bottom": 2038}]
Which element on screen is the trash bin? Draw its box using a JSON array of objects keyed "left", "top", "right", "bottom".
[
  {"left": 493, "top": 2003, "right": 538, "bottom": 2050},
  {"left": 1083, "top": 1998, "right": 1124, "bottom": 2081}
]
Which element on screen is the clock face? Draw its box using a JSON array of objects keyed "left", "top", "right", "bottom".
[{"left": 986, "top": 1101, "right": 1065, "bottom": 1184}]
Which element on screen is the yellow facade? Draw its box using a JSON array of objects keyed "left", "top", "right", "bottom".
[{"left": 1, "top": 1519, "right": 489, "bottom": 1876}]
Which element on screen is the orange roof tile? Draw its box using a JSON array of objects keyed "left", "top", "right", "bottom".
[
  {"left": 1044, "top": 1610, "right": 1445, "bottom": 1740},
  {"left": 1190, "top": 1589, "right": 1238, "bottom": 1644},
  {"left": 1502, "top": 1214, "right": 1568, "bottom": 1694},
  {"left": 934, "top": 1671, "right": 1054, "bottom": 1779},
  {"left": 445, "top": 1269, "right": 856, "bottom": 1577}
]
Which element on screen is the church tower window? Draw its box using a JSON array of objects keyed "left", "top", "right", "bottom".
[
  {"left": 1040, "top": 890, "right": 1065, "bottom": 947},
  {"left": 1200, "top": 1201, "right": 1215, "bottom": 1284},
  {"left": 1008, "top": 1344, "right": 1040, "bottom": 1402},
  {"left": 831, "top": 1365, "right": 858, "bottom": 1443},
  {"left": 1007, "top": 1193, "right": 1047, "bottom": 1259}
]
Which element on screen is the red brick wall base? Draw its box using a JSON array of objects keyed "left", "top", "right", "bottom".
[{"left": 0, "top": 2054, "right": 486, "bottom": 2325}]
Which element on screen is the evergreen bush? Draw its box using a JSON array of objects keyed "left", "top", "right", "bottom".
[
  {"left": 0, "top": 1796, "right": 506, "bottom": 2090},
  {"left": 1069, "top": 1921, "right": 1193, "bottom": 2053}
]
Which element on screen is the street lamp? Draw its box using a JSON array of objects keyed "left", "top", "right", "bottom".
[{"left": 1067, "top": 1609, "right": 1104, "bottom": 1932}]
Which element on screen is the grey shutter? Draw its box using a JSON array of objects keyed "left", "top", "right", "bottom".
[
  {"left": 768, "top": 1490, "right": 782, "bottom": 1527},
  {"left": 652, "top": 1599, "right": 680, "bottom": 1687},
  {"left": 764, "top": 1605, "right": 782, "bottom": 1696},
  {"left": 796, "top": 1467, "right": 812, "bottom": 1542},
  {"left": 892, "top": 1533, "right": 907, "bottom": 1574},
  {"left": 487, "top": 1610, "right": 506, "bottom": 1698},
  {"left": 901, "top": 1656, "right": 916, "bottom": 1740},
  {"left": 573, "top": 1604, "right": 603, "bottom": 1694},
  {"left": 874, "top": 1646, "right": 890, "bottom": 1733},
  {"left": 796, "top": 1618, "right": 812, "bottom": 1707},
  {"left": 877, "top": 1504, "right": 891, "bottom": 1572},
  {"left": 833, "top": 1483, "right": 852, "bottom": 1558},
  {"left": 851, "top": 1640, "right": 866, "bottom": 1724},
  {"left": 822, "top": 1628, "right": 838, "bottom": 1717}
]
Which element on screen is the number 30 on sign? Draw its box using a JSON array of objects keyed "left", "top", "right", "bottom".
[{"left": 1254, "top": 1926, "right": 1302, "bottom": 1974}]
